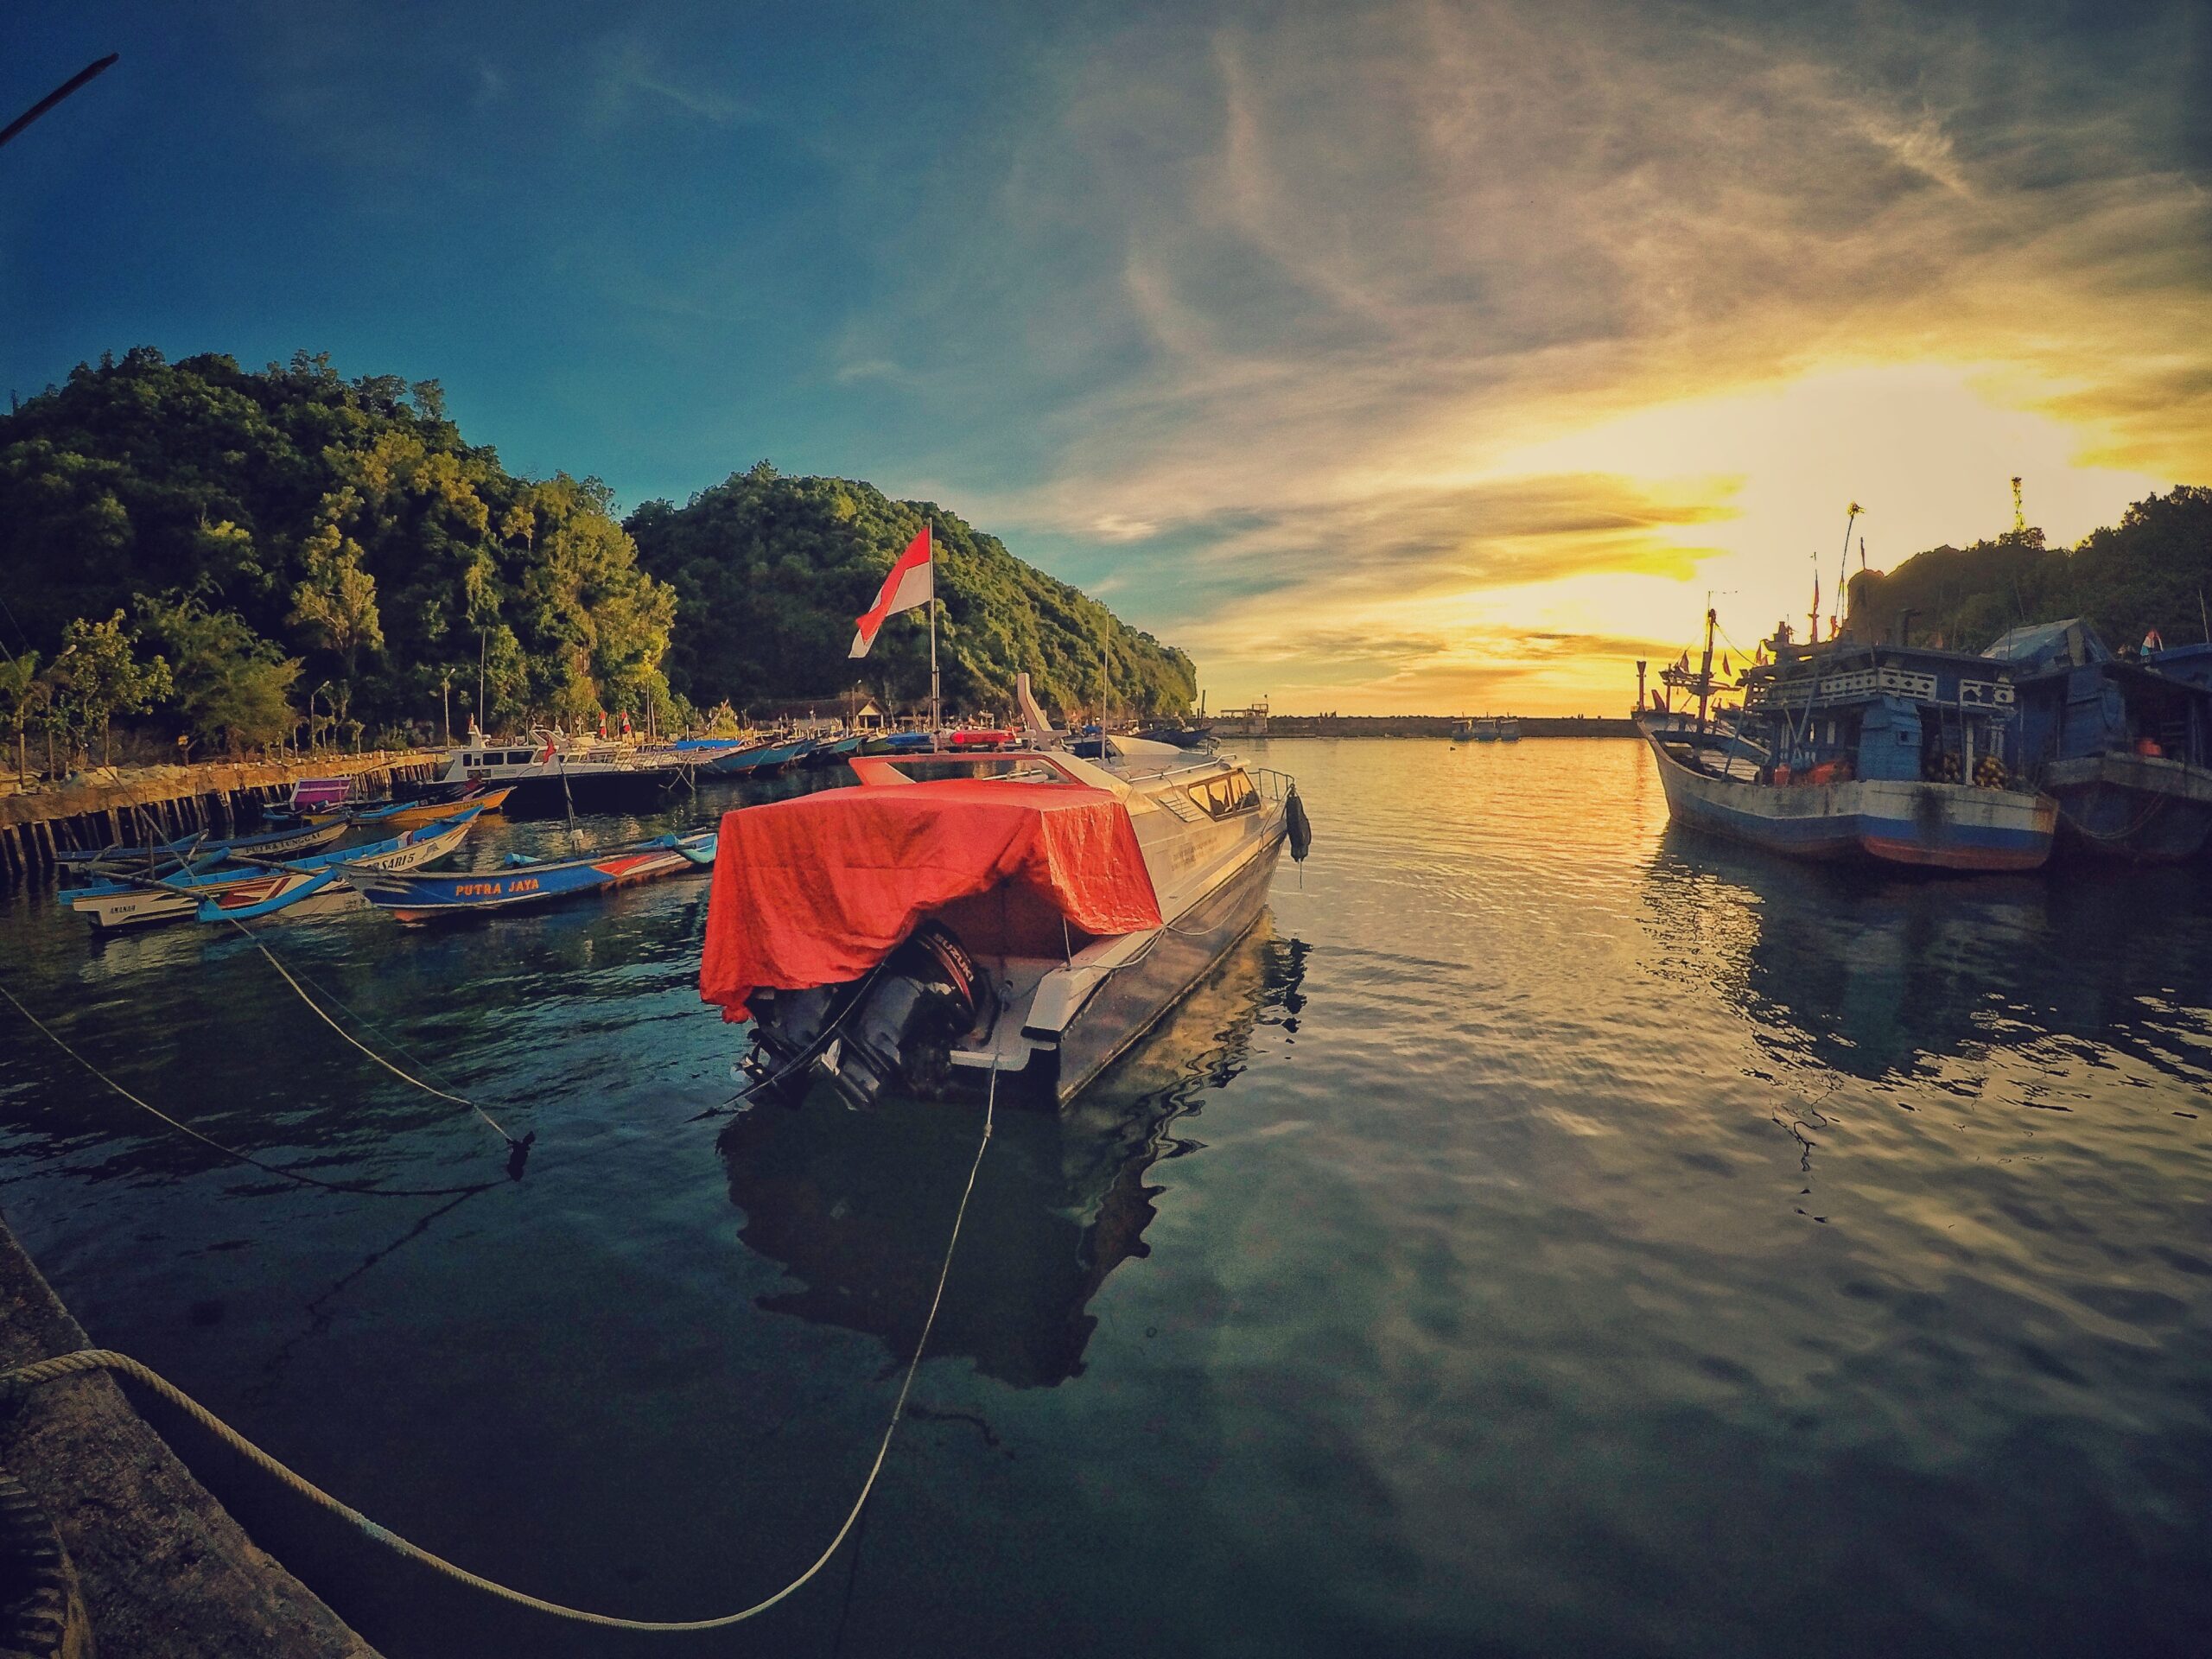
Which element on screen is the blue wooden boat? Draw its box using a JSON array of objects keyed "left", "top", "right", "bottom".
[
  {"left": 57, "top": 817, "right": 348, "bottom": 870},
  {"left": 1986, "top": 619, "right": 2212, "bottom": 862},
  {"left": 861, "top": 731, "right": 934, "bottom": 756},
  {"left": 1640, "top": 614, "right": 2054, "bottom": 871},
  {"left": 800, "top": 733, "right": 868, "bottom": 769},
  {"left": 707, "top": 736, "right": 816, "bottom": 777},
  {"left": 65, "top": 809, "right": 484, "bottom": 931},
  {"left": 342, "top": 828, "right": 717, "bottom": 921}
]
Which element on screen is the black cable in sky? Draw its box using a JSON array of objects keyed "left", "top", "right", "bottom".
[{"left": 0, "top": 54, "right": 119, "bottom": 152}]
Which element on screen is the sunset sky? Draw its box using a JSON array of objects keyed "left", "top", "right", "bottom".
[{"left": 5, "top": 2, "right": 2207, "bottom": 713}]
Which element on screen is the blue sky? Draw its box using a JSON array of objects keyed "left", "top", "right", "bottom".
[{"left": 5, "top": 2, "right": 2208, "bottom": 710}]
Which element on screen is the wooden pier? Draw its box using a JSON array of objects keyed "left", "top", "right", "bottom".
[{"left": 0, "top": 752, "right": 441, "bottom": 886}]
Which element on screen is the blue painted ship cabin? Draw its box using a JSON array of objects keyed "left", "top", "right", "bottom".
[
  {"left": 1733, "top": 640, "right": 2026, "bottom": 789},
  {"left": 1986, "top": 620, "right": 2212, "bottom": 860},
  {"left": 1986, "top": 619, "right": 2212, "bottom": 772}
]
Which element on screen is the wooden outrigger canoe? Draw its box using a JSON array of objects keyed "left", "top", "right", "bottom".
[
  {"left": 342, "top": 828, "right": 717, "bottom": 922},
  {"left": 706, "top": 737, "right": 816, "bottom": 778},
  {"left": 64, "top": 810, "right": 485, "bottom": 931},
  {"left": 57, "top": 817, "right": 350, "bottom": 871},
  {"left": 304, "top": 783, "right": 515, "bottom": 829}
]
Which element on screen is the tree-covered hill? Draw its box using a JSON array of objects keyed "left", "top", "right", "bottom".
[
  {"left": 626, "top": 467, "right": 1196, "bottom": 720},
  {"left": 0, "top": 350, "right": 1196, "bottom": 763},
  {"left": 0, "top": 347, "right": 674, "bottom": 748},
  {"left": 1845, "top": 486, "right": 2212, "bottom": 652}
]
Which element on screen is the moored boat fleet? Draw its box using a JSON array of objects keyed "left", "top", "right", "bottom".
[
  {"left": 48, "top": 684, "right": 1308, "bottom": 1117},
  {"left": 1637, "top": 607, "right": 2212, "bottom": 872}
]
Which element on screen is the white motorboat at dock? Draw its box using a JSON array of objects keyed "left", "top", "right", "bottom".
[{"left": 702, "top": 734, "right": 1311, "bottom": 1109}]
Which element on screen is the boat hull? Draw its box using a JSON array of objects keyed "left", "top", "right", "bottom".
[
  {"left": 70, "top": 811, "right": 481, "bottom": 931},
  {"left": 708, "top": 739, "right": 814, "bottom": 777},
  {"left": 2041, "top": 751, "right": 2212, "bottom": 863},
  {"left": 1040, "top": 825, "right": 1287, "bottom": 1104},
  {"left": 1644, "top": 730, "right": 2055, "bottom": 871},
  {"left": 376, "top": 787, "right": 512, "bottom": 829},
  {"left": 347, "top": 835, "right": 714, "bottom": 921},
  {"left": 58, "top": 817, "right": 348, "bottom": 869}
]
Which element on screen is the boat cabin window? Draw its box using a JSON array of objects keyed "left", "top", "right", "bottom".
[{"left": 1188, "top": 770, "right": 1259, "bottom": 820}]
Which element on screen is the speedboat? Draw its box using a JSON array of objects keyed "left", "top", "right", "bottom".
[{"left": 701, "top": 736, "right": 1313, "bottom": 1109}]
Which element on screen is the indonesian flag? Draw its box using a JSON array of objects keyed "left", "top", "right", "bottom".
[{"left": 850, "top": 526, "right": 933, "bottom": 658}]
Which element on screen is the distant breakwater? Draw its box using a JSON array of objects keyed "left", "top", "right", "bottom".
[
  {"left": 0, "top": 751, "right": 441, "bottom": 886},
  {"left": 1249, "top": 715, "right": 1637, "bottom": 740}
]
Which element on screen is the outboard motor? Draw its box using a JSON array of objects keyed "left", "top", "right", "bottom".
[{"left": 817, "top": 923, "right": 986, "bottom": 1109}]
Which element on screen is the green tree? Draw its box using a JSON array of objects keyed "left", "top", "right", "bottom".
[
  {"left": 49, "top": 611, "right": 172, "bottom": 766},
  {"left": 288, "top": 512, "right": 385, "bottom": 724},
  {"left": 0, "top": 652, "right": 45, "bottom": 784},
  {"left": 625, "top": 472, "right": 1198, "bottom": 717},
  {"left": 138, "top": 594, "right": 300, "bottom": 754}
]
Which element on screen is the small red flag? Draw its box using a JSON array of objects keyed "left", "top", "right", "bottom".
[{"left": 850, "top": 527, "right": 934, "bottom": 659}]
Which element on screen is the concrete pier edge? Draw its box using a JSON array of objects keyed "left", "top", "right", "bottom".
[{"left": 0, "top": 1212, "right": 378, "bottom": 1658}]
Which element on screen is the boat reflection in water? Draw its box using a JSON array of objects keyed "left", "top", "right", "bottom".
[
  {"left": 717, "top": 918, "right": 1309, "bottom": 1388},
  {"left": 1640, "top": 823, "right": 2212, "bottom": 1082}
]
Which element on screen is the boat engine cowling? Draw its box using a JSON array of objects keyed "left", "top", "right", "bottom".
[{"left": 818, "top": 923, "right": 985, "bottom": 1109}]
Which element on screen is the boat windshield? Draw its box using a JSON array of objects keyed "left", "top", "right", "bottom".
[{"left": 863, "top": 754, "right": 1079, "bottom": 786}]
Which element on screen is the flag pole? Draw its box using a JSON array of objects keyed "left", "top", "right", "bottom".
[{"left": 927, "top": 522, "right": 941, "bottom": 747}]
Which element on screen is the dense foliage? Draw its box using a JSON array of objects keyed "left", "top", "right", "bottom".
[
  {"left": 1845, "top": 486, "right": 2212, "bottom": 652},
  {"left": 626, "top": 467, "right": 1197, "bottom": 720},
  {"left": 0, "top": 347, "right": 677, "bottom": 752},
  {"left": 0, "top": 351, "right": 1196, "bottom": 766}
]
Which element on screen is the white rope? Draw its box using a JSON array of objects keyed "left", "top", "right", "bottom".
[
  {"left": 225, "top": 918, "right": 522, "bottom": 1147},
  {"left": 0, "top": 1065, "right": 1001, "bottom": 1630},
  {"left": 0, "top": 979, "right": 494, "bottom": 1199}
]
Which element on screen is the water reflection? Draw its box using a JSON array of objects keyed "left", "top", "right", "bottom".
[
  {"left": 718, "top": 919, "right": 1311, "bottom": 1388},
  {"left": 1640, "top": 825, "right": 2212, "bottom": 1085}
]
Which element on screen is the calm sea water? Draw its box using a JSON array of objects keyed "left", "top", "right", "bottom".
[{"left": 0, "top": 738, "right": 2207, "bottom": 1657}]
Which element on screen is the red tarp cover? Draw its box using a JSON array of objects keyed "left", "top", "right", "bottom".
[{"left": 700, "top": 779, "right": 1163, "bottom": 1020}]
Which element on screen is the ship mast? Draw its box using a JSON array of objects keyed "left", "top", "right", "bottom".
[{"left": 1697, "top": 607, "right": 1717, "bottom": 730}]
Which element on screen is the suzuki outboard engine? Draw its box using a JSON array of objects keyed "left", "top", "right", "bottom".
[{"left": 817, "top": 923, "right": 986, "bottom": 1109}]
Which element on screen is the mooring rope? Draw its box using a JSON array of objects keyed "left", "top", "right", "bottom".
[
  {"left": 0, "top": 980, "right": 498, "bottom": 1199},
  {"left": 223, "top": 918, "right": 524, "bottom": 1148},
  {"left": 0, "top": 1061, "right": 1000, "bottom": 1630},
  {"left": 100, "top": 794, "right": 520, "bottom": 1150}
]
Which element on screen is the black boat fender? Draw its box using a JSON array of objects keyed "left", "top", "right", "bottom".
[{"left": 1286, "top": 788, "right": 1313, "bottom": 862}]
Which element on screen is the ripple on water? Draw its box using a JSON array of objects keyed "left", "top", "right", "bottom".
[{"left": 0, "top": 744, "right": 2206, "bottom": 1656}]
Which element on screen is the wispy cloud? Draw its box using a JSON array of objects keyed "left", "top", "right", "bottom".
[
  {"left": 841, "top": 0, "right": 2208, "bottom": 707},
  {"left": 591, "top": 39, "right": 752, "bottom": 129}
]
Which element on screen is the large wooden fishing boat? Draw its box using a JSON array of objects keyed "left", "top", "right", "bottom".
[
  {"left": 1988, "top": 619, "right": 2212, "bottom": 862},
  {"left": 1639, "top": 613, "right": 2055, "bottom": 872},
  {"left": 704, "top": 737, "right": 1311, "bottom": 1109}
]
